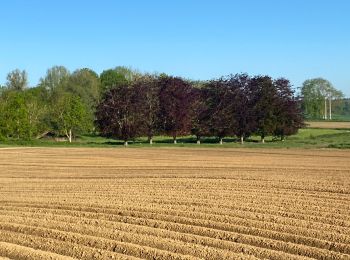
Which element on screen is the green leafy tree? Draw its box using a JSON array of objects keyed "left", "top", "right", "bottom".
[
  {"left": 0, "top": 91, "right": 27, "bottom": 138},
  {"left": 300, "top": 78, "right": 344, "bottom": 120},
  {"left": 114, "top": 66, "right": 140, "bottom": 81},
  {"left": 343, "top": 99, "right": 350, "bottom": 115},
  {"left": 0, "top": 85, "right": 7, "bottom": 96},
  {"left": 80, "top": 68, "right": 99, "bottom": 79},
  {"left": 0, "top": 90, "right": 44, "bottom": 139},
  {"left": 6, "top": 69, "right": 28, "bottom": 91},
  {"left": 332, "top": 98, "right": 350, "bottom": 117},
  {"left": 38, "top": 66, "right": 70, "bottom": 96},
  {"left": 316, "top": 78, "right": 332, "bottom": 120},
  {"left": 51, "top": 94, "right": 91, "bottom": 143},
  {"left": 62, "top": 68, "right": 101, "bottom": 109},
  {"left": 25, "top": 87, "right": 51, "bottom": 138},
  {"left": 328, "top": 88, "right": 344, "bottom": 120},
  {"left": 100, "top": 66, "right": 140, "bottom": 93},
  {"left": 300, "top": 79, "right": 324, "bottom": 119}
]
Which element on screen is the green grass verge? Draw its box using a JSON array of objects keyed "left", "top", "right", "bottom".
[{"left": 1, "top": 128, "right": 349, "bottom": 149}]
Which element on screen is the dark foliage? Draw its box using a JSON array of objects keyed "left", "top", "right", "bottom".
[
  {"left": 158, "top": 76, "right": 195, "bottom": 142},
  {"left": 226, "top": 74, "right": 256, "bottom": 143},
  {"left": 250, "top": 76, "right": 279, "bottom": 142},
  {"left": 191, "top": 87, "right": 211, "bottom": 143},
  {"left": 274, "top": 78, "right": 304, "bottom": 140},
  {"left": 1, "top": 66, "right": 305, "bottom": 144},
  {"left": 201, "top": 78, "right": 233, "bottom": 142},
  {"left": 95, "top": 84, "right": 143, "bottom": 144},
  {"left": 132, "top": 75, "right": 160, "bottom": 143}
]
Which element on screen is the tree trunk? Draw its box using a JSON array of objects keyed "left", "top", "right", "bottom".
[
  {"left": 149, "top": 137, "right": 153, "bottom": 145},
  {"left": 261, "top": 136, "right": 265, "bottom": 143},
  {"left": 16, "top": 120, "right": 20, "bottom": 139},
  {"left": 219, "top": 138, "right": 223, "bottom": 145},
  {"left": 324, "top": 98, "right": 327, "bottom": 120},
  {"left": 329, "top": 97, "right": 332, "bottom": 120},
  {"left": 197, "top": 139, "right": 201, "bottom": 145},
  {"left": 240, "top": 136, "right": 244, "bottom": 144},
  {"left": 124, "top": 141, "right": 128, "bottom": 146},
  {"left": 68, "top": 129, "right": 72, "bottom": 143},
  {"left": 173, "top": 136, "right": 177, "bottom": 144},
  {"left": 65, "top": 129, "right": 72, "bottom": 143}
]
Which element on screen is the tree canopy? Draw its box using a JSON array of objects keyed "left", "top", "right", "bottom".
[
  {"left": 0, "top": 66, "right": 307, "bottom": 144},
  {"left": 301, "top": 78, "right": 344, "bottom": 119},
  {"left": 51, "top": 93, "right": 92, "bottom": 143},
  {"left": 6, "top": 69, "right": 28, "bottom": 91},
  {"left": 95, "top": 83, "right": 143, "bottom": 145},
  {"left": 100, "top": 66, "right": 140, "bottom": 94}
]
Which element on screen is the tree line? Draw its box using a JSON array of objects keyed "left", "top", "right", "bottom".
[
  {"left": 0, "top": 66, "right": 305, "bottom": 145},
  {"left": 300, "top": 78, "right": 345, "bottom": 120}
]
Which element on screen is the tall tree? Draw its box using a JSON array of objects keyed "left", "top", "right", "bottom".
[
  {"left": 300, "top": 79, "right": 323, "bottom": 119},
  {"left": 6, "top": 69, "right": 28, "bottom": 91},
  {"left": 250, "top": 76, "right": 278, "bottom": 143},
  {"left": 95, "top": 84, "right": 143, "bottom": 146},
  {"left": 114, "top": 66, "right": 141, "bottom": 81},
  {"left": 0, "top": 91, "right": 28, "bottom": 139},
  {"left": 202, "top": 78, "right": 233, "bottom": 144},
  {"left": 39, "top": 66, "right": 70, "bottom": 95},
  {"left": 318, "top": 78, "right": 332, "bottom": 120},
  {"left": 24, "top": 88, "right": 50, "bottom": 139},
  {"left": 273, "top": 78, "right": 304, "bottom": 140},
  {"left": 226, "top": 74, "right": 255, "bottom": 144},
  {"left": 328, "top": 88, "right": 344, "bottom": 120},
  {"left": 0, "top": 85, "right": 7, "bottom": 96},
  {"left": 300, "top": 78, "right": 343, "bottom": 120},
  {"left": 132, "top": 75, "right": 160, "bottom": 144},
  {"left": 51, "top": 93, "right": 91, "bottom": 143},
  {"left": 62, "top": 68, "right": 101, "bottom": 109},
  {"left": 100, "top": 66, "right": 140, "bottom": 93},
  {"left": 0, "top": 90, "right": 44, "bottom": 139},
  {"left": 158, "top": 76, "right": 194, "bottom": 144},
  {"left": 191, "top": 87, "right": 211, "bottom": 144},
  {"left": 100, "top": 69, "right": 127, "bottom": 93}
]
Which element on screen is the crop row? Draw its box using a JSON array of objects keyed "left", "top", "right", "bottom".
[
  {"left": 3, "top": 186, "right": 350, "bottom": 226},
  {"left": 0, "top": 204, "right": 349, "bottom": 259},
  {"left": 0, "top": 241, "right": 75, "bottom": 260},
  {"left": 3, "top": 198, "right": 350, "bottom": 239},
  {"left": 0, "top": 221, "right": 258, "bottom": 260}
]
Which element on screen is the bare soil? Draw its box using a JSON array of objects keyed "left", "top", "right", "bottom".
[
  {"left": 306, "top": 121, "right": 350, "bottom": 129},
  {"left": 0, "top": 147, "right": 349, "bottom": 259}
]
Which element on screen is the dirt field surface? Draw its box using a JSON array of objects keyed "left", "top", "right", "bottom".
[
  {"left": 0, "top": 147, "right": 350, "bottom": 259},
  {"left": 306, "top": 121, "right": 350, "bottom": 129}
]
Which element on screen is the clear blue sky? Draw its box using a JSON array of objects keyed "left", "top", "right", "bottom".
[{"left": 1, "top": 0, "right": 349, "bottom": 96}]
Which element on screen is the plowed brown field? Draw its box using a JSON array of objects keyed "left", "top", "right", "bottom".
[
  {"left": 0, "top": 147, "right": 350, "bottom": 259},
  {"left": 306, "top": 121, "right": 350, "bottom": 129}
]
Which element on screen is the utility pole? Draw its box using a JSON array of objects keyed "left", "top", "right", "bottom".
[
  {"left": 324, "top": 97, "right": 327, "bottom": 120},
  {"left": 329, "top": 96, "right": 332, "bottom": 120}
]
